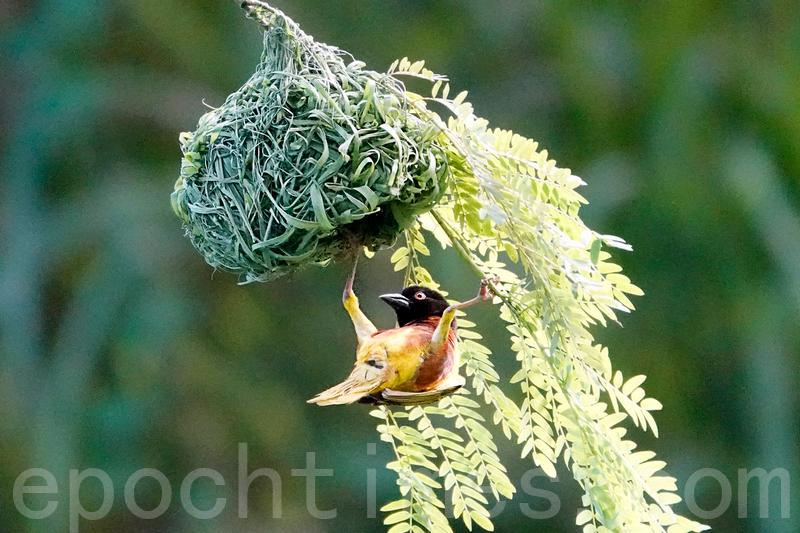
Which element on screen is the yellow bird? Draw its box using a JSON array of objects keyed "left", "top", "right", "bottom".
[{"left": 309, "top": 261, "right": 492, "bottom": 406}]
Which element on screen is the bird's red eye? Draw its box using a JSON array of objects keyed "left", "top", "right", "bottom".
[{"left": 414, "top": 291, "right": 426, "bottom": 300}]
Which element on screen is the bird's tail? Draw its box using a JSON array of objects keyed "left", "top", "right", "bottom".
[{"left": 308, "top": 362, "right": 385, "bottom": 406}]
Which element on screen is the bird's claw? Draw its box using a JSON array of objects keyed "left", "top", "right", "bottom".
[
  {"left": 342, "top": 254, "right": 359, "bottom": 306},
  {"left": 342, "top": 285, "right": 355, "bottom": 306},
  {"left": 478, "top": 276, "right": 498, "bottom": 301}
]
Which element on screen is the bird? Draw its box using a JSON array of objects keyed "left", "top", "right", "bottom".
[{"left": 308, "top": 259, "right": 492, "bottom": 406}]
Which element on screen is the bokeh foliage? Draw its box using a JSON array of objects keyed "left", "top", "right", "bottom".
[{"left": 1, "top": 1, "right": 798, "bottom": 532}]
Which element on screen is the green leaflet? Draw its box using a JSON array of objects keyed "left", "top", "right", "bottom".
[{"left": 375, "top": 55, "right": 708, "bottom": 533}]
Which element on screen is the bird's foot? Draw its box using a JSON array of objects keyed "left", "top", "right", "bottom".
[
  {"left": 478, "top": 276, "right": 499, "bottom": 301},
  {"left": 342, "top": 255, "right": 359, "bottom": 306}
]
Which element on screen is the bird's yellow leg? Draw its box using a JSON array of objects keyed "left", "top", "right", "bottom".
[
  {"left": 430, "top": 278, "right": 493, "bottom": 352},
  {"left": 342, "top": 256, "right": 378, "bottom": 344}
]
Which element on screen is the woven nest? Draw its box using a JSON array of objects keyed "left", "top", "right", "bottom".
[{"left": 171, "top": 6, "right": 449, "bottom": 282}]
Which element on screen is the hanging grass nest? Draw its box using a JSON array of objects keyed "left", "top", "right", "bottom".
[{"left": 171, "top": 5, "right": 449, "bottom": 282}]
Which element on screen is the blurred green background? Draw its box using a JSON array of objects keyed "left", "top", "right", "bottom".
[{"left": 2, "top": 1, "right": 798, "bottom": 532}]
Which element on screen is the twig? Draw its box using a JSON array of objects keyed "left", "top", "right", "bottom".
[{"left": 235, "top": 0, "right": 295, "bottom": 31}]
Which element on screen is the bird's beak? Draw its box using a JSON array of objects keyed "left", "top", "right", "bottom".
[{"left": 380, "top": 293, "right": 410, "bottom": 310}]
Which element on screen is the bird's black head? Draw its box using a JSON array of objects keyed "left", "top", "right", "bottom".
[{"left": 380, "top": 285, "right": 449, "bottom": 326}]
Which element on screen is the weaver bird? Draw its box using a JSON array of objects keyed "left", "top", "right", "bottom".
[{"left": 308, "top": 260, "right": 492, "bottom": 406}]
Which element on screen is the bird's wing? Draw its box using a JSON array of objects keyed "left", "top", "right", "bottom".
[{"left": 344, "top": 326, "right": 425, "bottom": 391}]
